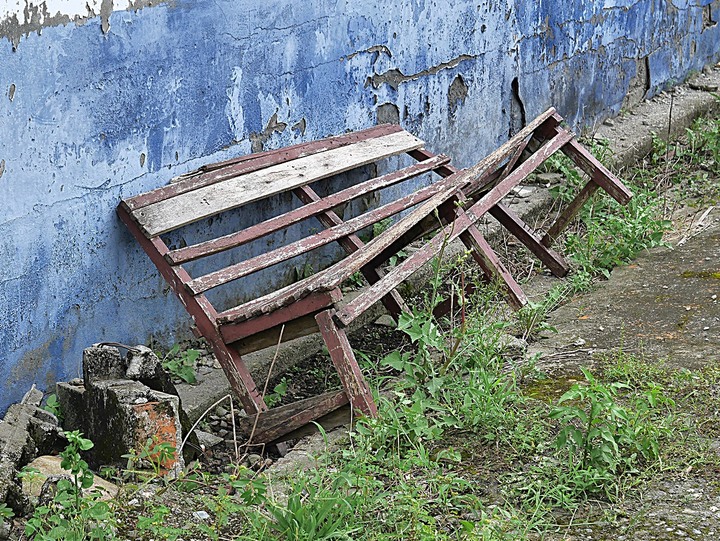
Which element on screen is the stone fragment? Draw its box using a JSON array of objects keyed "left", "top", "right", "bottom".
[
  {"left": 195, "top": 430, "right": 224, "bottom": 451},
  {"left": 0, "top": 385, "right": 62, "bottom": 512},
  {"left": 22, "top": 455, "right": 118, "bottom": 502},
  {"left": 55, "top": 381, "right": 86, "bottom": 433},
  {"left": 215, "top": 406, "right": 228, "bottom": 418},
  {"left": 500, "top": 334, "right": 528, "bottom": 360},
  {"left": 510, "top": 186, "right": 533, "bottom": 199},
  {"left": 374, "top": 315, "right": 397, "bottom": 327},
  {"left": 536, "top": 172, "right": 564, "bottom": 185},
  {"left": 247, "top": 453, "right": 264, "bottom": 469},
  {"left": 83, "top": 345, "right": 126, "bottom": 387},
  {"left": 126, "top": 346, "right": 176, "bottom": 395},
  {"left": 28, "top": 414, "right": 62, "bottom": 456}
]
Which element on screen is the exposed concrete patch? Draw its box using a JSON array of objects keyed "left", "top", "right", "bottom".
[
  {"left": 622, "top": 56, "right": 651, "bottom": 111},
  {"left": 346, "top": 44, "right": 392, "bottom": 61},
  {"left": 0, "top": 2, "right": 71, "bottom": 50},
  {"left": 447, "top": 74, "right": 468, "bottom": 115},
  {"left": 291, "top": 117, "right": 306, "bottom": 136},
  {"left": 376, "top": 102, "right": 400, "bottom": 124},
  {"left": 249, "top": 112, "right": 288, "bottom": 153},
  {"left": 100, "top": 0, "right": 113, "bottom": 34},
  {"left": 369, "top": 54, "right": 476, "bottom": 90},
  {"left": 509, "top": 76, "right": 526, "bottom": 137},
  {"left": 703, "top": 4, "right": 717, "bottom": 30}
]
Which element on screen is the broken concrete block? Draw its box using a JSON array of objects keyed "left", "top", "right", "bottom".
[
  {"left": 82, "top": 345, "right": 126, "bottom": 388},
  {"left": 83, "top": 379, "right": 185, "bottom": 476},
  {"left": 28, "top": 415, "right": 62, "bottom": 457},
  {"left": 126, "top": 345, "right": 178, "bottom": 397},
  {"left": 55, "top": 381, "right": 86, "bottom": 433},
  {"left": 123, "top": 346, "right": 198, "bottom": 463},
  {"left": 0, "top": 387, "right": 43, "bottom": 509},
  {"left": 56, "top": 345, "right": 199, "bottom": 474},
  {"left": 21, "top": 386, "right": 43, "bottom": 409}
]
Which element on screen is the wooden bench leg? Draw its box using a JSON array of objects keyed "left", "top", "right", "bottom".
[
  {"left": 541, "top": 180, "right": 599, "bottom": 247},
  {"left": 489, "top": 202, "right": 569, "bottom": 277},
  {"left": 207, "top": 338, "right": 269, "bottom": 415},
  {"left": 459, "top": 225, "right": 528, "bottom": 310},
  {"left": 315, "top": 310, "right": 378, "bottom": 417}
]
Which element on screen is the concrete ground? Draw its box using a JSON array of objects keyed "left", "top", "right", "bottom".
[
  {"left": 531, "top": 207, "right": 720, "bottom": 374},
  {"left": 532, "top": 209, "right": 720, "bottom": 541}
]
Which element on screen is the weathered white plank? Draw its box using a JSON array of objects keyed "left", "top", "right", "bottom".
[{"left": 135, "top": 131, "right": 424, "bottom": 236}]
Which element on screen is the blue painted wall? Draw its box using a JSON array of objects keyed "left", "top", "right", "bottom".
[{"left": 1, "top": 0, "right": 719, "bottom": 413}]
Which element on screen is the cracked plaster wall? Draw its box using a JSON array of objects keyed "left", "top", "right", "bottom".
[{"left": 0, "top": 0, "right": 719, "bottom": 413}]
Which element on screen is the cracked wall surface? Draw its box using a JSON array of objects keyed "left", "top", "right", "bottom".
[{"left": 1, "top": 0, "right": 719, "bottom": 414}]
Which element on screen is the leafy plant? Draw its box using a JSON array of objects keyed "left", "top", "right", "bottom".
[
  {"left": 0, "top": 502, "right": 13, "bottom": 520},
  {"left": 123, "top": 437, "right": 177, "bottom": 479},
  {"left": 550, "top": 368, "right": 667, "bottom": 475},
  {"left": 136, "top": 504, "right": 185, "bottom": 541},
  {"left": 252, "top": 477, "right": 357, "bottom": 541},
  {"left": 25, "top": 431, "right": 115, "bottom": 540},
  {"left": 265, "top": 377, "right": 289, "bottom": 407},
  {"left": 43, "top": 393, "right": 63, "bottom": 421},
  {"left": 161, "top": 344, "right": 199, "bottom": 384}
]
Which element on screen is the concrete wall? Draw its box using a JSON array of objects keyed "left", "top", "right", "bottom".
[{"left": 1, "top": 0, "right": 719, "bottom": 413}]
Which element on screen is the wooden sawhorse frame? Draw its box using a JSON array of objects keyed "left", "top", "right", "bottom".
[{"left": 118, "top": 108, "right": 631, "bottom": 443}]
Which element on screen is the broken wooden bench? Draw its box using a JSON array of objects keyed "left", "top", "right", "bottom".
[{"left": 117, "top": 108, "right": 632, "bottom": 443}]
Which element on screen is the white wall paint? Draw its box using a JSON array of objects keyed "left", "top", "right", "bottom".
[{"left": 0, "top": 0, "right": 130, "bottom": 22}]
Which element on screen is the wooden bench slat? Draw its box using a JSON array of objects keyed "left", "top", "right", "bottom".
[
  {"left": 166, "top": 154, "right": 450, "bottom": 265},
  {"left": 216, "top": 273, "right": 318, "bottom": 324},
  {"left": 185, "top": 170, "right": 457, "bottom": 295},
  {"left": 123, "top": 124, "right": 404, "bottom": 212},
  {"left": 326, "top": 127, "right": 575, "bottom": 320},
  {"left": 312, "top": 125, "right": 568, "bottom": 292},
  {"left": 220, "top": 289, "right": 342, "bottom": 345},
  {"left": 134, "top": 131, "right": 425, "bottom": 236}
]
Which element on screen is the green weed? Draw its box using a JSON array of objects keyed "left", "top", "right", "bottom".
[
  {"left": 24, "top": 432, "right": 115, "bottom": 541},
  {"left": 42, "top": 394, "right": 63, "bottom": 422},
  {"left": 0, "top": 503, "right": 13, "bottom": 520},
  {"left": 160, "top": 344, "right": 200, "bottom": 384}
]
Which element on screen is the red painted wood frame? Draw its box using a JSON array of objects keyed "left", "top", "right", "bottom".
[{"left": 118, "top": 109, "right": 632, "bottom": 443}]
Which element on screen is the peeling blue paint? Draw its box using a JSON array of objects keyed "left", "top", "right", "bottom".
[{"left": 1, "top": 0, "right": 719, "bottom": 414}]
